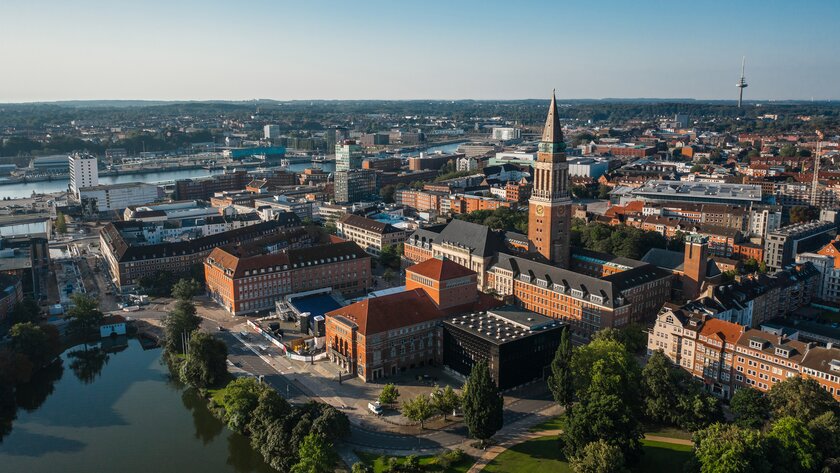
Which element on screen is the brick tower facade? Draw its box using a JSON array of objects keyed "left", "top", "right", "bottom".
[
  {"left": 683, "top": 234, "right": 709, "bottom": 300},
  {"left": 528, "top": 91, "right": 572, "bottom": 267}
]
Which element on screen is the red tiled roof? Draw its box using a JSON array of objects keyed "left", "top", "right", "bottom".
[
  {"left": 326, "top": 289, "right": 443, "bottom": 335},
  {"left": 699, "top": 318, "right": 743, "bottom": 343},
  {"left": 406, "top": 257, "right": 476, "bottom": 281}
]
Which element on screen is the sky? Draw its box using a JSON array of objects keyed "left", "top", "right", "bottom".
[{"left": 1, "top": 0, "right": 838, "bottom": 102}]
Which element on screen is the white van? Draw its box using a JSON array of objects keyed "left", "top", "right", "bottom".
[{"left": 368, "top": 401, "right": 382, "bottom": 415}]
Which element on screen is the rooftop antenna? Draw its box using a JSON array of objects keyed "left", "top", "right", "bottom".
[
  {"left": 811, "top": 130, "right": 825, "bottom": 206},
  {"left": 736, "top": 56, "right": 748, "bottom": 108}
]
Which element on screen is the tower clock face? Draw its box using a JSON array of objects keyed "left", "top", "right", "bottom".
[{"left": 535, "top": 204, "right": 545, "bottom": 216}]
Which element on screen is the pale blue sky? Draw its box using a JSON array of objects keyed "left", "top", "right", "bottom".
[{"left": 1, "top": 0, "right": 838, "bottom": 102}]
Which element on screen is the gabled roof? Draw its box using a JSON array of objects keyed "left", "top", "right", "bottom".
[
  {"left": 436, "top": 219, "right": 504, "bottom": 257},
  {"left": 699, "top": 317, "right": 744, "bottom": 344},
  {"left": 338, "top": 213, "right": 400, "bottom": 234},
  {"left": 407, "top": 257, "right": 476, "bottom": 281}
]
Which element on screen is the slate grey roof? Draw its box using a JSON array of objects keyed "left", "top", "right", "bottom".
[
  {"left": 642, "top": 248, "right": 686, "bottom": 271},
  {"left": 574, "top": 247, "right": 647, "bottom": 269},
  {"left": 411, "top": 219, "right": 504, "bottom": 257}
]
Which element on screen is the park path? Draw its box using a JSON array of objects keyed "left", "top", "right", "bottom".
[{"left": 467, "top": 426, "right": 693, "bottom": 472}]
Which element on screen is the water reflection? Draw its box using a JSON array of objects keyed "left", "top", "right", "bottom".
[
  {"left": 15, "top": 361, "right": 64, "bottom": 413},
  {"left": 180, "top": 388, "right": 224, "bottom": 446},
  {"left": 67, "top": 344, "right": 110, "bottom": 385},
  {"left": 0, "top": 338, "right": 275, "bottom": 473}
]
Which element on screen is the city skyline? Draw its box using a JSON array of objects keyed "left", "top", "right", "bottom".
[{"left": 1, "top": 0, "right": 839, "bottom": 103}]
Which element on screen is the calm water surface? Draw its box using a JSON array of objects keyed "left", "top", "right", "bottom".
[
  {"left": 0, "top": 141, "right": 463, "bottom": 199},
  {"left": 0, "top": 338, "right": 273, "bottom": 473}
]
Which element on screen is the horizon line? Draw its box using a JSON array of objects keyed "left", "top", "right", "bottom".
[{"left": 0, "top": 96, "right": 837, "bottom": 105}]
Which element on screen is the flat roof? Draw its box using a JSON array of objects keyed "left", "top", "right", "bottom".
[
  {"left": 288, "top": 293, "right": 343, "bottom": 318},
  {"left": 631, "top": 180, "right": 762, "bottom": 202},
  {"left": 444, "top": 306, "right": 563, "bottom": 345}
]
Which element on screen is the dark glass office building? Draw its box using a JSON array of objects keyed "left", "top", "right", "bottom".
[{"left": 443, "top": 306, "right": 565, "bottom": 390}]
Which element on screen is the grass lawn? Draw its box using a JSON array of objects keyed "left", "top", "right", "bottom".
[
  {"left": 643, "top": 424, "right": 693, "bottom": 440},
  {"left": 483, "top": 436, "right": 693, "bottom": 473},
  {"left": 355, "top": 451, "right": 474, "bottom": 473},
  {"left": 529, "top": 415, "right": 565, "bottom": 432}
]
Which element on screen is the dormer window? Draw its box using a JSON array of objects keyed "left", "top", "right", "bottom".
[
  {"left": 774, "top": 347, "right": 791, "bottom": 358},
  {"left": 571, "top": 289, "right": 584, "bottom": 298},
  {"left": 830, "top": 360, "right": 840, "bottom": 372},
  {"left": 749, "top": 339, "right": 767, "bottom": 350}
]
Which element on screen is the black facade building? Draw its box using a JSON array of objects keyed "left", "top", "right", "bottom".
[{"left": 443, "top": 306, "right": 565, "bottom": 390}]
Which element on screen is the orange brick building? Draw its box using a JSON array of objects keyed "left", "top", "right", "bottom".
[
  {"left": 650, "top": 306, "right": 840, "bottom": 400},
  {"left": 490, "top": 253, "right": 672, "bottom": 342},
  {"left": 204, "top": 241, "right": 371, "bottom": 316},
  {"left": 324, "top": 257, "right": 498, "bottom": 381},
  {"left": 448, "top": 194, "right": 511, "bottom": 214}
]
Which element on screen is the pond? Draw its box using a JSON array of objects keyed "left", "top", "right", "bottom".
[{"left": 0, "top": 337, "right": 274, "bottom": 473}]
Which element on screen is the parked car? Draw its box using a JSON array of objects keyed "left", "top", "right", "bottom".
[{"left": 368, "top": 401, "right": 382, "bottom": 415}]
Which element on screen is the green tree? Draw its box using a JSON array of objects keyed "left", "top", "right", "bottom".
[
  {"left": 768, "top": 376, "right": 837, "bottom": 422},
  {"left": 351, "top": 463, "right": 371, "bottom": 473},
  {"left": 380, "top": 184, "right": 397, "bottom": 204},
  {"left": 180, "top": 331, "right": 228, "bottom": 389},
  {"left": 401, "top": 394, "right": 435, "bottom": 429},
  {"left": 779, "top": 143, "right": 797, "bottom": 157},
  {"left": 9, "top": 322, "right": 60, "bottom": 368},
  {"left": 248, "top": 388, "right": 291, "bottom": 446},
  {"left": 789, "top": 206, "right": 819, "bottom": 225},
  {"left": 597, "top": 184, "right": 611, "bottom": 199},
  {"left": 291, "top": 433, "right": 336, "bottom": 473},
  {"left": 730, "top": 387, "right": 770, "bottom": 429},
  {"left": 692, "top": 423, "right": 770, "bottom": 473},
  {"left": 809, "top": 411, "right": 840, "bottom": 465},
  {"left": 765, "top": 416, "right": 818, "bottom": 473},
  {"left": 163, "top": 300, "right": 202, "bottom": 354},
  {"left": 171, "top": 278, "right": 201, "bottom": 301},
  {"left": 565, "top": 357, "right": 644, "bottom": 461},
  {"left": 66, "top": 293, "right": 104, "bottom": 337},
  {"left": 379, "top": 383, "right": 400, "bottom": 406},
  {"left": 570, "top": 439, "right": 629, "bottom": 473},
  {"left": 641, "top": 350, "right": 682, "bottom": 425},
  {"left": 570, "top": 337, "right": 640, "bottom": 400},
  {"left": 676, "top": 386, "right": 723, "bottom": 432},
  {"left": 379, "top": 243, "right": 403, "bottom": 270},
  {"left": 10, "top": 297, "right": 40, "bottom": 324},
  {"left": 311, "top": 405, "right": 351, "bottom": 444},
  {"left": 548, "top": 328, "right": 574, "bottom": 409},
  {"left": 218, "top": 377, "right": 264, "bottom": 433},
  {"left": 432, "top": 385, "right": 461, "bottom": 420},
  {"left": 462, "top": 361, "right": 503, "bottom": 445},
  {"left": 55, "top": 212, "right": 67, "bottom": 234}
]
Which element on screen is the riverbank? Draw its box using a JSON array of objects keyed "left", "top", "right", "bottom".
[{"left": 0, "top": 337, "right": 274, "bottom": 473}]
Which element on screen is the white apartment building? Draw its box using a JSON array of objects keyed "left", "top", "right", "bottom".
[
  {"left": 79, "top": 183, "right": 161, "bottom": 212},
  {"left": 491, "top": 127, "right": 521, "bottom": 141},
  {"left": 69, "top": 152, "right": 99, "bottom": 198},
  {"left": 749, "top": 205, "right": 783, "bottom": 239},
  {"left": 264, "top": 124, "right": 280, "bottom": 140}
]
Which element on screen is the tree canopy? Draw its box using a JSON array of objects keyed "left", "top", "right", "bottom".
[
  {"left": 171, "top": 278, "right": 202, "bottom": 301},
  {"left": 462, "top": 361, "right": 503, "bottom": 444},
  {"left": 571, "top": 220, "right": 667, "bottom": 260},
  {"left": 66, "top": 294, "right": 104, "bottom": 337}
]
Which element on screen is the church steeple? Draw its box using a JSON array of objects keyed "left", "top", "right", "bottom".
[
  {"left": 528, "top": 90, "right": 572, "bottom": 268},
  {"left": 541, "top": 90, "right": 564, "bottom": 145}
]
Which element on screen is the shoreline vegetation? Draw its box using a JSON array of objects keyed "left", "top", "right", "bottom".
[{"left": 161, "top": 278, "right": 350, "bottom": 473}]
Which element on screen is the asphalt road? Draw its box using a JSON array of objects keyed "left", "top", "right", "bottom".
[{"left": 217, "top": 329, "right": 554, "bottom": 451}]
